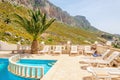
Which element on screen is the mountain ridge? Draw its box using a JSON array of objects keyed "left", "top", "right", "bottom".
[{"left": 3, "top": 0, "right": 98, "bottom": 31}]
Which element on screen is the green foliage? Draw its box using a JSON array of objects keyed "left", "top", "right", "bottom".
[
  {"left": 0, "top": 2, "right": 32, "bottom": 44},
  {"left": 40, "top": 22, "right": 101, "bottom": 44},
  {"left": 101, "top": 33, "right": 113, "bottom": 40}
]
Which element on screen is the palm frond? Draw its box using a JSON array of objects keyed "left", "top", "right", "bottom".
[
  {"left": 40, "top": 18, "right": 56, "bottom": 34},
  {"left": 13, "top": 9, "right": 55, "bottom": 40},
  {"left": 41, "top": 13, "right": 46, "bottom": 25}
]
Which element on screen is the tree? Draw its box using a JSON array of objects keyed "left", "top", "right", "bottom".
[
  {"left": 4, "top": 15, "right": 11, "bottom": 24},
  {"left": 13, "top": 9, "right": 55, "bottom": 54}
]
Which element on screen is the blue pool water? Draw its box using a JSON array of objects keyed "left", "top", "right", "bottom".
[{"left": 0, "top": 58, "right": 56, "bottom": 80}]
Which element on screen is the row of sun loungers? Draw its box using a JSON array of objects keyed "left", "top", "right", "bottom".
[
  {"left": 39, "top": 45, "right": 95, "bottom": 55},
  {"left": 39, "top": 45, "right": 63, "bottom": 55},
  {"left": 81, "top": 51, "right": 120, "bottom": 80}
]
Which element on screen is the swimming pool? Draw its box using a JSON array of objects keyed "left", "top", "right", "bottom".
[{"left": 0, "top": 58, "right": 56, "bottom": 80}]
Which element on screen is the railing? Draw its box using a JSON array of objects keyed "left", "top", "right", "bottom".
[{"left": 8, "top": 54, "right": 44, "bottom": 79}]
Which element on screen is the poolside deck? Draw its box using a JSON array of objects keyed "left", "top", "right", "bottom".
[{"left": 38, "top": 54, "right": 91, "bottom": 80}]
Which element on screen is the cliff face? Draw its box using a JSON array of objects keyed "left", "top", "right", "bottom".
[{"left": 3, "top": 0, "right": 98, "bottom": 31}]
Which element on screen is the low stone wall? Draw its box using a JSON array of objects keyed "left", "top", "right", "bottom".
[
  {"left": 0, "top": 41, "right": 17, "bottom": 50},
  {"left": 8, "top": 54, "right": 44, "bottom": 79}
]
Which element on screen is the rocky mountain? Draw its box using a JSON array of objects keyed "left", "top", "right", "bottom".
[{"left": 2, "top": 0, "right": 98, "bottom": 31}]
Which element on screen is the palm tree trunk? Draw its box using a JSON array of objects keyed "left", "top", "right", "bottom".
[{"left": 31, "top": 39, "right": 39, "bottom": 54}]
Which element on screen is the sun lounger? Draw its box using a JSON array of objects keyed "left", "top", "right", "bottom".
[
  {"left": 81, "top": 51, "right": 120, "bottom": 67},
  {"left": 53, "top": 45, "right": 62, "bottom": 55},
  {"left": 84, "top": 46, "right": 94, "bottom": 55},
  {"left": 87, "top": 67, "right": 111, "bottom": 80},
  {"left": 87, "top": 67, "right": 120, "bottom": 80},
  {"left": 69, "top": 45, "right": 79, "bottom": 56},
  {"left": 81, "top": 49, "right": 110, "bottom": 59},
  {"left": 39, "top": 45, "right": 51, "bottom": 54}
]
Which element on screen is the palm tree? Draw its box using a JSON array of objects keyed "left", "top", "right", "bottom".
[{"left": 13, "top": 9, "right": 55, "bottom": 54}]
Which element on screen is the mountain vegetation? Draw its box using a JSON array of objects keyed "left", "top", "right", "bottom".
[{"left": 0, "top": 1, "right": 115, "bottom": 46}]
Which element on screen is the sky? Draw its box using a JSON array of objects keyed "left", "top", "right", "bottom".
[{"left": 49, "top": 0, "right": 120, "bottom": 34}]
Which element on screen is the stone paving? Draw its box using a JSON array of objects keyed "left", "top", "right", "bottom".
[{"left": 24, "top": 54, "right": 92, "bottom": 80}]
